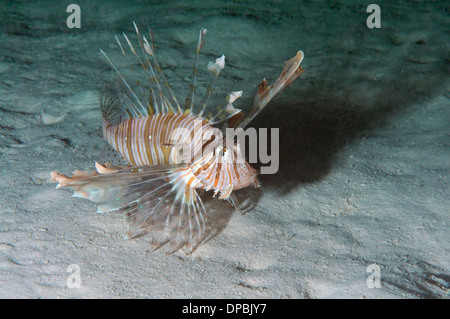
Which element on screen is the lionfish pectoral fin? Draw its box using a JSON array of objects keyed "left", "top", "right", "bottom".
[
  {"left": 234, "top": 50, "right": 304, "bottom": 129},
  {"left": 52, "top": 162, "right": 209, "bottom": 253},
  {"left": 52, "top": 162, "right": 207, "bottom": 253},
  {"left": 126, "top": 185, "right": 208, "bottom": 254}
]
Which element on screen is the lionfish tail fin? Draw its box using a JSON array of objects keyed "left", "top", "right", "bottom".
[
  {"left": 50, "top": 163, "right": 207, "bottom": 253},
  {"left": 235, "top": 50, "right": 304, "bottom": 129}
]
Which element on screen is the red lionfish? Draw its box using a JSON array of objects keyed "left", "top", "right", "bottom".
[{"left": 51, "top": 23, "right": 304, "bottom": 253}]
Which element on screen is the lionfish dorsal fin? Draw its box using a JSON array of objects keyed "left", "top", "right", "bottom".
[
  {"left": 198, "top": 54, "right": 226, "bottom": 116},
  {"left": 99, "top": 76, "right": 147, "bottom": 125},
  {"left": 209, "top": 90, "right": 244, "bottom": 127},
  {"left": 100, "top": 23, "right": 185, "bottom": 122},
  {"left": 51, "top": 163, "right": 208, "bottom": 253},
  {"left": 185, "top": 28, "right": 207, "bottom": 113}
]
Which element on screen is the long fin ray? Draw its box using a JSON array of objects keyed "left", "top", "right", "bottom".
[
  {"left": 97, "top": 141, "right": 128, "bottom": 167},
  {"left": 100, "top": 48, "right": 148, "bottom": 117},
  {"left": 134, "top": 22, "right": 182, "bottom": 113},
  {"left": 114, "top": 35, "right": 151, "bottom": 110},
  {"left": 185, "top": 28, "right": 207, "bottom": 113},
  {"left": 234, "top": 50, "right": 304, "bottom": 129},
  {"left": 101, "top": 23, "right": 184, "bottom": 121},
  {"left": 199, "top": 55, "right": 225, "bottom": 116},
  {"left": 51, "top": 163, "right": 207, "bottom": 252}
]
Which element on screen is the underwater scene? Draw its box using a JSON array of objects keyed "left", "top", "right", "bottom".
[{"left": 0, "top": 0, "right": 448, "bottom": 298}]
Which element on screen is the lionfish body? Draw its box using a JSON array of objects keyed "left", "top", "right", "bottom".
[
  {"left": 51, "top": 23, "right": 304, "bottom": 252},
  {"left": 102, "top": 113, "right": 258, "bottom": 197}
]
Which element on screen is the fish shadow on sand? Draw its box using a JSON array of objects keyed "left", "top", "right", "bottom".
[
  {"left": 250, "top": 43, "right": 448, "bottom": 195},
  {"left": 192, "top": 186, "right": 263, "bottom": 250}
]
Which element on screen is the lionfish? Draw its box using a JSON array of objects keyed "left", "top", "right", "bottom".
[{"left": 51, "top": 23, "right": 304, "bottom": 253}]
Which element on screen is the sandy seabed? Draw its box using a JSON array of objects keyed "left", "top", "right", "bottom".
[{"left": 0, "top": 0, "right": 448, "bottom": 298}]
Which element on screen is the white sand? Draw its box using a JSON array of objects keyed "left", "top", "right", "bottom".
[{"left": 0, "top": 0, "right": 448, "bottom": 298}]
